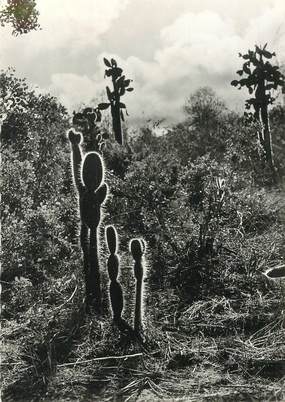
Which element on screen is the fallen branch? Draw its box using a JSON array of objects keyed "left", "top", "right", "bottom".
[{"left": 57, "top": 352, "right": 143, "bottom": 368}]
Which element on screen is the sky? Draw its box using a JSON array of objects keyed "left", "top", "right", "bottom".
[{"left": 1, "top": 0, "right": 285, "bottom": 124}]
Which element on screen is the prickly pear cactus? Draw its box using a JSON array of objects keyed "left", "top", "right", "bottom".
[
  {"left": 99, "top": 57, "right": 134, "bottom": 145},
  {"left": 130, "top": 238, "right": 146, "bottom": 335}
]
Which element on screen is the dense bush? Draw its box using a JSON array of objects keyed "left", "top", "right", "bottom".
[{"left": 1, "top": 71, "right": 284, "bottom": 400}]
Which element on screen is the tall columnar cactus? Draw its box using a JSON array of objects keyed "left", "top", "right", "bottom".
[
  {"left": 68, "top": 129, "right": 108, "bottom": 314},
  {"left": 98, "top": 57, "right": 134, "bottom": 145},
  {"left": 130, "top": 238, "right": 146, "bottom": 335},
  {"left": 106, "top": 225, "right": 124, "bottom": 323}
]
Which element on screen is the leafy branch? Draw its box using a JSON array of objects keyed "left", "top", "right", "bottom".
[{"left": 0, "top": 0, "right": 40, "bottom": 35}]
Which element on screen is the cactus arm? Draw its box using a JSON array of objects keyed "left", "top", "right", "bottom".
[
  {"left": 72, "top": 144, "right": 83, "bottom": 192},
  {"left": 96, "top": 183, "right": 108, "bottom": 204},
  {"left": 68, "top": 130, "right": 84, "bottom": 194}
]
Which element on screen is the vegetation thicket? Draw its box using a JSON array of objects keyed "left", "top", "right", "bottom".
[{"left": 1, "top": 46, "right": 285, "bottom": 401}]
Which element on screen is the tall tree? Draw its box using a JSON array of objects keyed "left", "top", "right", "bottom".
[
  {"left": 180, "top": 87, "right": 228, "bottom": 160},
  {"left": 184, "top": 86, "right": 226, "bottom": 132}
]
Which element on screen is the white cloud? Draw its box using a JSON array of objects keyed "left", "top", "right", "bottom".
[
  {"left": 49, "top": 73, "right": 100, "bottom": 111},
  {"left": 0, "top": 0, "right": 130, "bottom": 66},
  {"left": 37, "top": 0, "right": 130, "bottom": 51},
  {"left": 160, "top": 11, "right": 235, "bottom": 47},
  {"left": 123, "top": 4, "right": 285, "bottom": 122},
  {"left": 245, "top": 1, "right": 285, "bottom": 57},
  {"left": 3, "top": 0, "right": 284, "bottom": 124}
]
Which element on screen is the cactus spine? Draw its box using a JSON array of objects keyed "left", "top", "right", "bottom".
[
  {"left": 106, "top": 225, "right": 124, "bottom": 323},
  {"left": 68, "top": 129, "right": 108, "bottom": 314},
  {"left": 130, "top": 239, "right": 145, "bottom": 334}
]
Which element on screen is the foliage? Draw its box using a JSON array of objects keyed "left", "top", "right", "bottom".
[
  {"left": 0, "top": 70, "right": 75, "bottom": 286},
  {"left": 0, "top": 0, "right": 40, "bottom": 35},
  {"left": 184, "top": 86, "right": 226, "bottom": 131},
  {"left": 1, "top": 67, "right": 285, "bottom": 401},
  {"left": 173, "top": 88, "right": 234, "bottom": 161}
]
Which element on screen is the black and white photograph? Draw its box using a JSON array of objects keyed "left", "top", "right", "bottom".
[{"left": 1, "top": 1, "right": 285, "bottom": 400}]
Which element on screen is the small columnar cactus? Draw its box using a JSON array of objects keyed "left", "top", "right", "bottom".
[
  {"left": 68, "top": 129, "right": 108, "bottom": 314},
  {"left": 130, "top": 238, "right": 146, "bottom": 335},
  {"left": 106, "top": 225, "right": 124, "bottom": 322}
]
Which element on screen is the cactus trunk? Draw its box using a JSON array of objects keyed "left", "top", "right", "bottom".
[
  {"left": 111, "top": 105, "right": 123, "bottom": 145},
  {"left": 134, "top": 270, "right": 143, "bottom": 333},
  {"left": 260, "top": 105, "right": 274, "bottom": 168},
  {"left": 258, "top": 82, "right": 277, "bottom": 181},
  {"left": 109, "top": 281, "right": 123, "bottom": 321},
  {"left": 89, "top": 228, "right": 102, "bottom": 314},
  {"left": 130, "top": 239, "right": 145, "bottom": 336},
  {"left": 80, "top": 223, "right": 90, "bottom": 307}
]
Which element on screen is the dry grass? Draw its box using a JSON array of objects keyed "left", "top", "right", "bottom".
[{"left": 3, "top": 289, "right": 280, "bottom": 402}]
